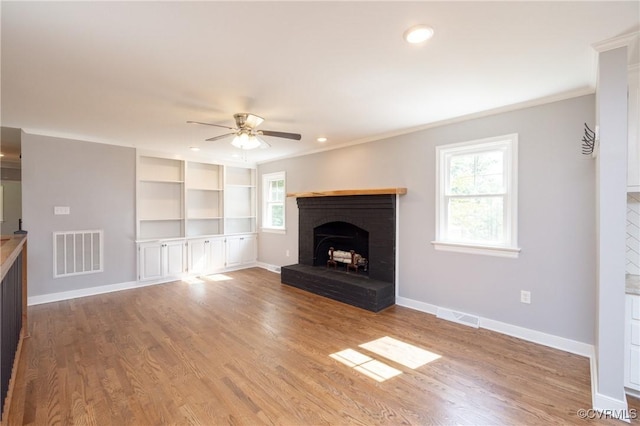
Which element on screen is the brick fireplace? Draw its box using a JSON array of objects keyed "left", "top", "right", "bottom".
[{"left": 281, "top": 189, "right": 405, "bottom": 312}]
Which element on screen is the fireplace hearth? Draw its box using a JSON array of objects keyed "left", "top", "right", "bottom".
[{"left": 281, "top": 190, "right": 404, "bottom": 312}]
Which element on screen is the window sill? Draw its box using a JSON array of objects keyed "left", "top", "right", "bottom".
[
  {"left": 261, "top": 228, "right": 286, "bottom": 235},
  {"left": 431, "top": 241, "right": 521, "bottom": 258}
]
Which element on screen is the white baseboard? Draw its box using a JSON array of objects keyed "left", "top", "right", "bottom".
[
  {"left": 593, "top": 390, "right": 631, "bottom": 422},
  {"left": 28, "top": 263, "right": 271, "bottom": 306},
  {"left": 589, "top": 347, "right": 632, "bottom": 422},
  {"left": 396, "top": 295, "right": 593, "bottom": 357},
  {"left": 27, "top": 279, "right": 170, "bottom": 306},
  {"left": 480, "top": 317, "right": 593, "bottom": 358},
  {"left": 395, "top": 296, "right": 438, "bottom": 315},
  {"left": 256, "top": 262, "right": 282, "bottom": 274},
  {"left": 625, "top": 387, "right": 640, "bottom": 399}
]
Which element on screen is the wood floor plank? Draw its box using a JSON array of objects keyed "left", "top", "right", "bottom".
[{"left": 6, "top": 267, "right": 640, "bottom": 425}]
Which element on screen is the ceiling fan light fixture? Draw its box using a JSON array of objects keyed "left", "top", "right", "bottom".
[
  {"left": 231, "top": 132, "right": 261, "bottom": 150},
  {"left": 403, "top": 25, "right": 434, "bottom": 44}
]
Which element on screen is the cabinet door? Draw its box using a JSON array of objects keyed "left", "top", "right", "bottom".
[
  {"left": 625, "top": 296, "right": 640, "bottom": 390},
  {"left": 240, "top": 235, "right": 257, "bottom": 264},
  {"left": 188, "top": 238, "right": 208, "bottom": 275},
  {"left": 226, "top": 236, "right": 242, "bottom": 267},
  {"left": 138, "top": 242, "right": 163, "bottom": 281},
  {"left": 209, "top": 237, "right": 226, "bottom": 272},
  {"left": 629, "top": 345, "right": 640, "bottom": 387},
  {"left": 164, "top": 240, "right": 186, "bottom": 277}
]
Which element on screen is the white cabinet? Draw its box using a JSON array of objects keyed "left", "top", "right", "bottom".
[
  {"left": 625, "top": 294, "right": 640, "bottom": 392},
  {"left": 138, "top": 242, "right": 163, "bottom": 281},
  {"left": 138, "top": 240, "right": 187, "bottom": 281},
  {"left": 187, "top": 237, "right": 225, "bottom": 275},
  {"left": 629, "top": 66, "right": 640, "bottom": 192},
  {"left": 136, "top": 153, "right": 258, "bottom": 282},
  {"left": 226, "top": 234, "right": 257, "bottom": 268}
]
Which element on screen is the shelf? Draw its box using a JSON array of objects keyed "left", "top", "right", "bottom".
[
  {"left": 226, "top": 167, "right": 255, "bottom": 186},
  {"left": 187, "top": 161, "right": 222, "bottom": 190},
  {"left": 140, "top": 179, "right": 184, "bottom": 184},
  {"left": 138, "top": 181, "right": 183, "bottom": 221},
  {"left": 138, "top": 156, "right": 256, "bottom": 240},
  {"left": 188, "top": 216, "right": 224, "bottom": 220},
  {"left": 139, "top": 156, "right": 183, "bottom": 182},
  {"left": 287, "top": 188, "right": 408, "bottom": 198},
  {"left": 139, "top": 219, "right": 183, "bottom": 240},
  {"left": 187, "top": 218, "right": 222, "bottom": 237},
  {"left": 225, "top": 217, "right": 256, "bottom": 234}
]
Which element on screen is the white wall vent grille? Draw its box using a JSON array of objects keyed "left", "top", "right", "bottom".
[
  {"left": 53, "top": 230, "right": 104, "bottom": 278},
  {"left": 436, "top": 307, "right": 480, "bottom": 328}
]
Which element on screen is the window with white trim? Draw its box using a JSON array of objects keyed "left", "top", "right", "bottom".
[
  {"left": 433, "top": 134, "right": 520, "bottom": 258},
  {"left": 262, "top": 171, "right": 286, "bottom": 231}
]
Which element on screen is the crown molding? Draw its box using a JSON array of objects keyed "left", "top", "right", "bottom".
[{"left": 592, "top": 31, "right": 639, "bottom": 53}]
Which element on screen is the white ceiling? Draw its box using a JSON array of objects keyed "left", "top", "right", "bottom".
[{"left": 1, "top": 1, "right": 639, "bottom": 165}]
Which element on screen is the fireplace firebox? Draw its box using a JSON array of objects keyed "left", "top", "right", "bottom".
[
  {"left": 281, "top": 192, "right": 400, "bottom": 312},
  {"left": 314, "top": 221, "right": 369, "bottom": 271}
]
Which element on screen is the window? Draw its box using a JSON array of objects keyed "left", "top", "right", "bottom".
[
  {"left": 433, "top": 134, "right": 520, "bottom": 258},
  {"left": 262, "top": 171, "right": 286, "bottom": 232}
]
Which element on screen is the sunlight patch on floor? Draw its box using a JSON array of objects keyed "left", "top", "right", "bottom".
[
  {"left": 359, "top": 336, "right": 441, "bottom": 369},
  {"left": 330, "top": 349, "right": 402, "bottom": 382},
  {"left": 201, "top": 274, "right": 234, "bottom": 282},
  {"left": 183, "top": 277, "right": 206, "bottom": 285},
  {"left": 354, "top": 359, "right": 402, "bottom": 382}
]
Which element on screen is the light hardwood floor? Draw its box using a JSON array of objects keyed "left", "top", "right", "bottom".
[{"left": 6, "top": 268, "right": 640, "bottom": 425}]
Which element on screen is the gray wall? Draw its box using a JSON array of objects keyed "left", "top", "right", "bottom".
[
  {"left": 22, "top": 132, "right": 136, "bottom": 297},
  {"left": 259, "top": 95, "right": 596, "bottom": 344}
]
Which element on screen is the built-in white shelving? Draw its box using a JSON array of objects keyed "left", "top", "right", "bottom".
[
  {"left": 136, "top": 153, "right": 257, "bottom": 283},
  {"left": 225, "top": 166, "right": 256, "bottom": 234},
  {"left": 186, "top": 161, "right": 224, "bottom": 237},
  {"left": 137, "top": 156, "right": 185, "bottom": 240}
]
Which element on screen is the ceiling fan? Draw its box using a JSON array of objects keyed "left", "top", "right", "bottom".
[{"left": 187, "top": 113, "right": 301, "bottom": 150}]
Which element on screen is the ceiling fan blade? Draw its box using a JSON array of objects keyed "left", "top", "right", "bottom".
[
  {"left": 245, "top": 114, "right": 264, "bottom": 129},
  {"left": 205, "top": 133, "right": 235, "bottom": 142},
  {"left": 259, "top": 130, "right": 302, "bottom": 140},
  {"left": 187, "top": 120, "right": 235, "bottom": 130}
]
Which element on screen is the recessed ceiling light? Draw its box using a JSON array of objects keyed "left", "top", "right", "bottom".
[
  {"left": 403, "top": 25, "right": 434, "bottom": 44},
  {"left": 317, "top": 137, "right": 327, "bottom": 143},
  {"left": 189, "top": 146, "right": 200, "bottom": 151}
]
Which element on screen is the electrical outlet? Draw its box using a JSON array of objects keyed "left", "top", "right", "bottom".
[
  {"left": 520, "top": 290, "right": 531, "bottom": 304},
  {"left": 285, "top": 249, "right": 290, "bottom": 257},
  {"left": 54, "top": 206, "right": 70, "bottom": 215}
]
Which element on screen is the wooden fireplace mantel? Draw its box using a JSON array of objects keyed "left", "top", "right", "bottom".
[{"left": 287, "top": 188, "right": 407, "bottom": 198}]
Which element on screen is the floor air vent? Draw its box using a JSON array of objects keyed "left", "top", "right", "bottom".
[
  {"left": 53, "top": 230, "right": 103, "bottom": 278},
  {"left": 436, "top": 307, "right": 480, "bottom": 328}
]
